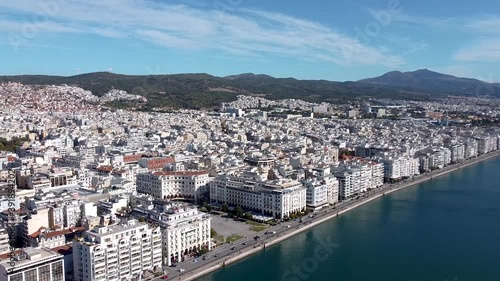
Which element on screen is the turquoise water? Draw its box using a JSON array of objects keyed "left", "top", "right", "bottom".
[{"left": 197, "top": 157, "right": 500, "bottom": 281}]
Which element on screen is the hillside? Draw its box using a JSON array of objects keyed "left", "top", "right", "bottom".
[
  {"left": 0, "top": 70, "right": 497, "bottom": 109},
  {"left": 358, "top": 69, "right": 500, "bottom": 96}
]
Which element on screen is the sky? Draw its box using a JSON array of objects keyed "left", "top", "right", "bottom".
[{"left": 0, "top": 0, "right": 499, "bottom": 82}]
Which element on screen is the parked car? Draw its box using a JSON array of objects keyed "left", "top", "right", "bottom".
[
  {"left": 231, "top": 247, "right": 236, "bottom": 250},
  {"left": 162, "top": 275, "right": 169, "bottom": 279},
  {"left": 179, "top": 268, "right": 185, "bottom": 273}
]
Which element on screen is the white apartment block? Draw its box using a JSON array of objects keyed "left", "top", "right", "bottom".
[
  {"left": 477, "top": 137, "right": 497, "bottom": 154},
  {"left": 376, "top": 157, "right": 420, "bottom": 181},
  {"left": 304, "top": 177, "right": 339, "bottom": 211},
  {"left": 210, "top": 175, "right": 307, "bottom": 219},
  {"left": 73, "top": 220, "right": 162, "bottom": 281},
  {"left": 160, "top": 206, "right": 211, "bottom": 266},
  {"left": 449, "top": 143, "right": 465, "bottom": 163},
  {"left": 0, "top": 247, "right": 65, "bottom": 281},
  {"left": 136, "top": 171, "right": 210, "bottom": 201},
  {"left": 333, "top": 168, "right": 361, "bottom": 199},
  {"left": 465, "top": 140, "right": 479, "bottom": 159}
]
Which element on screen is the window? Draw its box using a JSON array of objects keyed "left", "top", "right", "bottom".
[{"left": 51, "top": 261, "right": 64, "bottom": 281}]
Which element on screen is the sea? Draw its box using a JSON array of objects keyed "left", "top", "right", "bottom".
[{"left": 196, "top": 156, "right": 500, "bottom": 281}]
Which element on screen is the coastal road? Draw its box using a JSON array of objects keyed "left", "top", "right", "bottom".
[{"left": 152, "top": 150, "right": 500, "bottom": 281}]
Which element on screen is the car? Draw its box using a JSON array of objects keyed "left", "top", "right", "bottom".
[
  {"left": 214, "top": 254, "right": 219, "bottom": 257},
  {"left": 179, "top": 268, "right": 185, "bottom": 273},
  {"left": 231, "top": 247, "right": 236, "bottom": 250},
  {"left": 271, "top": 231, "right": 276, "bottom": 234},
  {"left": 243, "top": 242, "right": 247, "bottom": 245},
  {"left": 285, "top": 225, "right": 291, "bottom": 228},
  {"left": 162, "top": 275, "right": 169, "bottom": 279}
]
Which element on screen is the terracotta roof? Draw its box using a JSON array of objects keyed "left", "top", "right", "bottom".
[
  {"left": 30, "top": 226, "right": 86, "bottom": 239},
  {"left": 97, "top": 165, "right": 113, "bottom": 172},
  {"left": 124, "top": 154, "right": 143, "bottom": 163},
  {"left": 51, "top": 244, "right": 73, "bottom": 255}
]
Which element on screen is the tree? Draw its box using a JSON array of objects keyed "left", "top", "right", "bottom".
[
  {"left": 235, "top": 206, "right": 244, "bottom": 218},
  {"left": 199, "top": 245, "right": 209, "bottom": 256},
  {"left": 244, "top": 213, "right": 253, "bottom": 220},
  {"left": 221, "top": 203, "right": 229, "bottom": 213},
  {"left": 210, "top": 228, "right": 217, "bottom": 238},
  {"left": 206, "top": 205, "right": 212, "bottom": 212}
]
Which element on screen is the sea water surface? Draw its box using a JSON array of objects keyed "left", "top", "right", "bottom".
[{"left": 197, "top": 157, "right": 500, "bottom": 281}]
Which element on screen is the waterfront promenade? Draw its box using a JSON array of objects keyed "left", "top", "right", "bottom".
[{"left": 155, "top": 150, "right": 500, "bottom": 281}]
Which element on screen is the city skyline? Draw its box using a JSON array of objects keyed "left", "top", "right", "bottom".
[{"left": 1, "top": 0, "right": 499, "bottom": 82}]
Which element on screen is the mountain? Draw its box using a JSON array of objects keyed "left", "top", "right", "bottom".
[
  {"left": 224, "top": 73, "right": 274, "bottom": 80},
  {"left": 358, "top": 69, "right": 500, "bottom": 96},
  {"left": 0, "top": 69, "right": 497, "bottom": 109}
]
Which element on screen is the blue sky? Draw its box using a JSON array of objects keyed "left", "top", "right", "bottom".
[{"left": 0, "top": 0, "right": 499, "bottom": 82}]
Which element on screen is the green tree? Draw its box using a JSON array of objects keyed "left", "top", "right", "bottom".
[
  {"left": 221, "top": 203, "right": 229, "bottom": 213},
  {"left": 206, "top": 205, "right": 212, "bottom": 212},
  {"left": 199, "top": 245, "right": 209, "bottom": 256},
  {"left": 244, "top": 213, "right": 253, "bottom": 220},
  {"left": 210, "top": 228, "right": 217, "bottom": 238},
  {"left": 235, "top": 206, "right": 244, "bottom": 218}
]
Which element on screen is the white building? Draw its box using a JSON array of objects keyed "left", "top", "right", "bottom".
[
  {"left": 136, "top": 171, "right": 210, "bottom": 201},
  {"left": 73, "top": 219, "right": 162, "bottom": 281},
  {"left": 210, "top": 174, "right": 307, "bottom": 219},
  {"left": 160, "top": 206, "right": 211, "bottom": 266},
  {"left": 375, "top": 156, "right": 419, "bottom": 181},
  {"left": 0, "top": 247, "right": 65, "bottom": 281},
  {"left": 304, "top": 166, "right": 339, "bottom": 210},
  {"left": 132, "top": 201, "right": 211, "bottom": 266}
]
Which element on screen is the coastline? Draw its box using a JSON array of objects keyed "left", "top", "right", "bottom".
[{"left": 175, "top": 150, "right": 500, "bottom": 281}]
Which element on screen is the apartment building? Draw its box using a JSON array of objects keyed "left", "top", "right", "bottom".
[
  {"left": 73, "top": 219, "right": 162, "bottom": 281},
  {"left": 304, "top": 166, "right": 339, "bottom": 210}
]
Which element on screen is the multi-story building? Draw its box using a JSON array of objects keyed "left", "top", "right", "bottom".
[
  {"left": 449, "top": 143, "right": 465, "bottom": 163},
  {"left": 0, "top": 227, "right": 9, "bottom": 254},
  {"left": 304, "top": 166, "right": 339, "bottom": 210},
  {"left": 465, "top": 140, "right": 479, "bottom": 159},
  {"left": 374, "top": 156, "right": 419, "bottom": 181},
  {"left": 73, "top": 219, "right": 162, "bottom": 281},
  {"left": 0, "top": 247, "right": 65, "bottom": 281},
  {"left": 333, "top": 167, "right": 361, "bottom": 199},
  {"left": 132, "top": 201, "right": 211, "bottom": 266},
  {"left": 210, "top": 174, "right": 307, "bottom": 219},
  {"left": 136, "top": 171, "right": 210, "bottom": 201},
  {"left": 161, "top": 206, "right": 210, "bottom": 266}
]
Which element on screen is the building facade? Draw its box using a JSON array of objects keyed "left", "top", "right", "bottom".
[{"left": 73, "top": 220, "right": 162, "bottom": 281}]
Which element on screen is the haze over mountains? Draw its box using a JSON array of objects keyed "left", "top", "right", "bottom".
[{"left": 1, "top": 69, "right": 499, "bottom": 109}]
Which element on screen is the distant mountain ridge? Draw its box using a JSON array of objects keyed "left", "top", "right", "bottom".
[
  {"left": 358, "top": 69, "right": 500, "bottom": 96},
  {"left": 0, "top": 69, "right": 499, "bottom": 109}
]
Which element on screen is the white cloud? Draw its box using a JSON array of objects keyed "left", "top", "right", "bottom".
[
  {"left": 0, "top": 0, "right": 404, "bottom": 67},
  {"left": 466, "top": 17, "right": 500, "bottom": 33},
  {"left": 454, "top": 39, "right": 500, "bottom": 62},
  {"left": 393, "top": 13, "right": 455, "bottom": 28}
]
